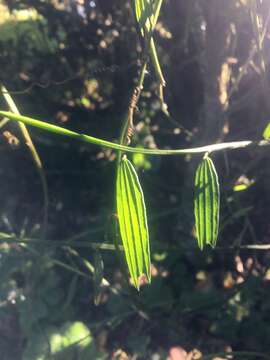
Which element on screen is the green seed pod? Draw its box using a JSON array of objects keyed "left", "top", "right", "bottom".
[
  {"left": 116, "top": 156, "right": 151, "bottom": 290},
  {"left": 194, "top": 155, "right": 220, "bottom": 250}
]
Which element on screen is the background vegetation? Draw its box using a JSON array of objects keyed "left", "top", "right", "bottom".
[{"left": 0, "top": 0, "right": 270, "bottom": 359}]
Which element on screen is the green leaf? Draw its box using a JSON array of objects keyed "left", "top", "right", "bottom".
[
  {"left": 134, "top": 0, "right": 163, "bottom": 36},
  {"left": 133, "top": 1, "right": 165, "bottom": 86},
  {"left": 116, "top": 156, "right": 151, "bottom": 290},
  {"left": 194, "top": 155, "right": 220, "bottom": 250},
  {"left": 22, "top": 322, "right": 106, "bottom": 360},
  {"left": 263, "top": 122, "right": 270, "bottom": 139}
]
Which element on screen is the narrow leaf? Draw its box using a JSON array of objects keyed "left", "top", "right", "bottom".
[
  {"left": 263, "top": 122, "right": 270, "bottom": 139},
  {"left": 116, "top": 156, "right": 151, "bottom": 290},
  {"left": 134, "top": 0, "right": 163, "bottom": 35},
  {"left": 93, "top": 251, "right": 104, "bottom": 306},
  {"left": 133, "top": 0, "right": 165, "bottom": 86},
  {"left": 1, "top": 86, "right": 48, "bottom": 237},
  {"left": 194, "top": 155, "right": 220, "bottom": 250}
]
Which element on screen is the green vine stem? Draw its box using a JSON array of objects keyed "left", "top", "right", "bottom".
[
  {"left": 2, "top": 234, "right": 270, "bottom": 252},
  {"left": 201, "top": 350, "right": 270, "bottom": 360},
  {"left": 1, "top": 110, "right": 269, "bottom": 156},
  {"left": 118, "top": 60, "right": 148, "bottom": 148}
]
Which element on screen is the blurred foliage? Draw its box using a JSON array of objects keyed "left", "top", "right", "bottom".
[{"left": 0, "top": 0, "right": 270, "bottom": 359}]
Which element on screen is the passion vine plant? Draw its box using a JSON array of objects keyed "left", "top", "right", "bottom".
[{"left": 1, "top": 0, "right": 269, "bottom": 290}]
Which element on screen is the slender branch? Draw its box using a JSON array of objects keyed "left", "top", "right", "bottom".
[
  {"left": 227, "top": 244, "right": 270, "bottom": 250},
  {"left": 2, "top": 234, "right": 270, "bottom": 252},
  {"left": 201, "top": 351, "right": 270, "bottom": 360},
  {"left": 0, "top": 89, "right": 49, "bottom": 238},
  {"left": 1, "top": 110, "right": 269, "bottom": 156}
]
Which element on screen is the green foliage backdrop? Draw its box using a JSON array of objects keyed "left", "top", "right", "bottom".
[{"left": 0, "top": 0, "right": 270, "bottom": 359}]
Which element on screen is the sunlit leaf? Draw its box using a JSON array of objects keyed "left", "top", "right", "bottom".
[
  {"left": 263, "top": 122, "right": 270, "bottom": 139},
  {"left": 233, "top": 183, "right": 254, "bottom": 192},
  {"left": 233, "top": 184, "right": 249, "bottom": 192},
  {"left": 116, "top": 156, "right": 151, "bottom": 290},
  {"left": 233, "top": 175, "right": 254, "bottom": 192},
  {"left": 194, "top": 155, "right": 220, "bottom": 250},
  {"left": 133, "top": 0, "right": 165, "bottom": 86},
  {"left": 134, "top": 0, "right": 163, "bottom": 36},
  {"left": 22, "top": 322, "right": 106, "bottom": 360}
]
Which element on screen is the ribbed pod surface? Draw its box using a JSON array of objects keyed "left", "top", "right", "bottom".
[
  {"left": 194, "top": 156, "right": 220, "bottom": 250},
  {"left": 117, "top": 157, "right": 151, "bottom": 289}
]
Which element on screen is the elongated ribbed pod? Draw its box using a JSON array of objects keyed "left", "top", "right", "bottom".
[
  {"left": 116, "top": 156, "right": 151, "bottom": 290},
  {"left": 194, "top": 155, "right": 220, "bottom": 250}
]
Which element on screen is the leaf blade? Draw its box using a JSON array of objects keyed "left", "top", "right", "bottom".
[
  {"left": 133, "top": 0, "right": 165, "bottom": 86},
  {"left": 194, "top": 156, "right": 220, "bottom": 249},
  {"left": 263, "top": 122, "right": 270, "bottom": 139},
  {"left": 116, "top": 157, "right": 151, "bottom": 289},
  {"left": 134, "top": 0, "right": 163, "bottom": 35},
  {"left": 124, "top": 159, "right": 151, "bottom": 279}
]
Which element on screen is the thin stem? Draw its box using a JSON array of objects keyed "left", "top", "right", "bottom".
[
  {"left": 0, "top": 89, "right": 49, "bottom": 238},
  {"left": 2, "top": 234, "right": 270, "bottom": 252},
  {"left": 1, "top": 110, "right": 269, "bottom": 156},
  {"left": 201, "top": 351, "right": 270, "bottom": 360},
  {"left": 53, "top": 258, "right": 89, "bottom": 279},
  {"left": 119, "top": 60, "right": 148, "bottom": 147}
]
